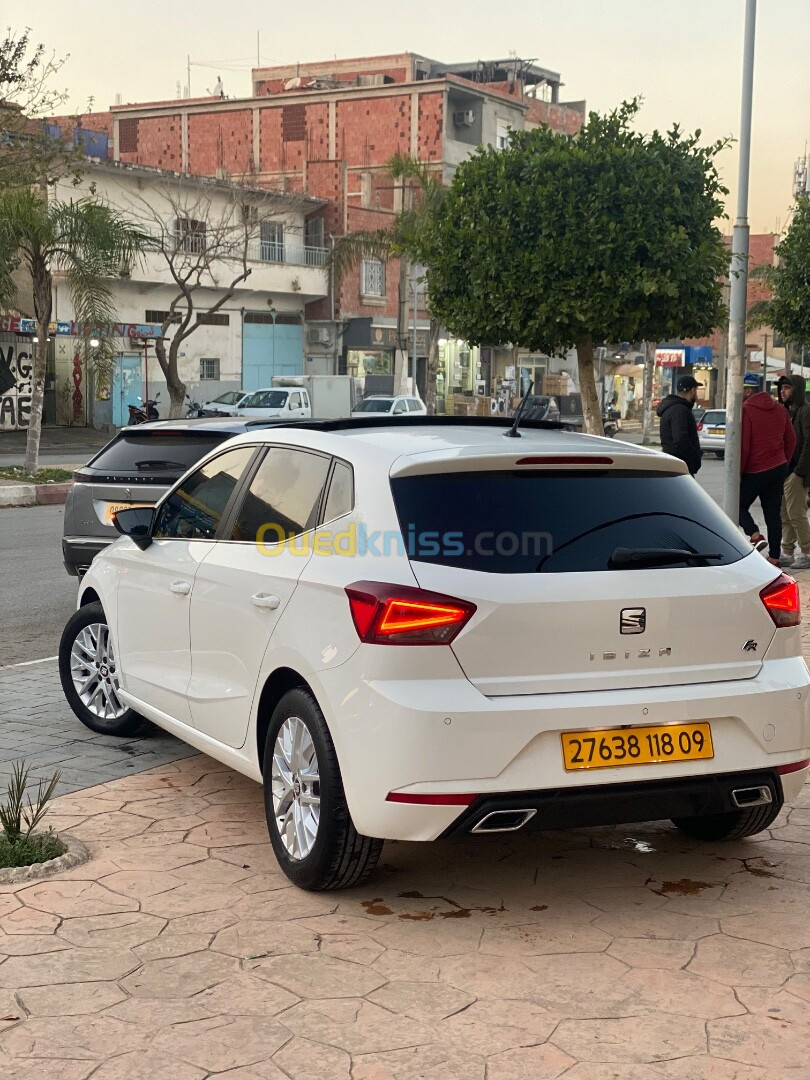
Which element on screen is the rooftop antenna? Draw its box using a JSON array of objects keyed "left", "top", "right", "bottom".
[{"left": 504, "top": 380, "right": 533, "bottom": 438}]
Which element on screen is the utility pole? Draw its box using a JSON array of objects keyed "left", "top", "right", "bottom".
[
  {"left": 723, "top": 0, "right": 757, "bottom": 519},
  {"left": 641, "top": 341, "right": 656, "bottom": 445}
]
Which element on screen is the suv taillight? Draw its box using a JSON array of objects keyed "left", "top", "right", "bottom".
[
  {"left": 760, "top": 574, "right": 801, "bottom": 627},
  {"left": 345, "top": 581, "right": 476, "bottom": 645}
]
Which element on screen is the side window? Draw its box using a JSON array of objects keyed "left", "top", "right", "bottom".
[
  {"left": 153, "top": 447, "right": 254, "bottom": 541},
  {"left": 229, "top": 447, "right": 330, "bottom": 544},
  {"left": 322, "top": 461, "right": 354, "bottom": 523},
  {"left": 393, "top": 399, "right": 408, "bottom": 414},
  {"left": 289, "top": 392, "right": 301, "bottom": 410},
  {"left": 407, "top": 398, "right": 422, "bottom": 412}
]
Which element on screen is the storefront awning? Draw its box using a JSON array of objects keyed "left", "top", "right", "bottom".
[{"left": 613, "top": 364, "right": 644, "bottom": 377}]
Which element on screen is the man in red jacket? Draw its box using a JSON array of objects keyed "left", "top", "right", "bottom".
[{"left": 740, "top": 373, "right": 796, "bottom": 564}]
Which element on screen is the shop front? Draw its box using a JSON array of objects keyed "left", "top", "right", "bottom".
[
  {"left": 655, "top": 345, "right": 716, "bottom": 408},
  {"left": 342, "top": 319, "right": 430, "bottom": 396}
]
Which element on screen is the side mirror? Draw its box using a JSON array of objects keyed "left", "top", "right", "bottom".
[{"left": 112, "top": 506, "right": 154, "bottom": 550}]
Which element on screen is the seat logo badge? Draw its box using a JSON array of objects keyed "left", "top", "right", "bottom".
[
  {"left": 620, "top": 608, "right": 646, "bottom": 634},
  {"left": 743, "top": 639, "right": 758, "bottom": 652}
]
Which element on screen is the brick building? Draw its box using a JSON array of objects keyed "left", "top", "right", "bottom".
[{"left": 54, "top": 52, "right": 585, "bottom": 411}]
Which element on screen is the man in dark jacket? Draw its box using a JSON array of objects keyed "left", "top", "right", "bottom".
[
  {"left": 656, "top": 375, "right": 702, "bottom": 475},
  {"left": 777, "top": 374, "right": 810, "bottom": 570}
]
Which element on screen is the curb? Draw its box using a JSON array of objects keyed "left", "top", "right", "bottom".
[{"left": 0, "top": 481, "right": 71, "bottom": 508}]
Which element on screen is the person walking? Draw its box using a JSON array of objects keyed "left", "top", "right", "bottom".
[
  {"left": 777, "top": 374, "right": 810, "bottom": 570},
  {"left": 740, "top": 373, "right": 796, "bottom": 564},
  {"left": 657, "top": 375, "right": 702, "bottom": 475}
]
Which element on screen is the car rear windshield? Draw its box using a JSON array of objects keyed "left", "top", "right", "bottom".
[
  {"left": 390, "top": 470, "right": 749, "bottom": 574},
  {"left": 86, "top": 433, "right": 229, "bottom": 475},
  {"left": 702, "top": 412, "right": 726, "bottom": 425},
  {"left": 355, "top": 399, "right": 393, "bottom": 412}
]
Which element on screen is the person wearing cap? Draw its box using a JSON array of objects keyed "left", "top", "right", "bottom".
[
  {"left": 776, "top": 374, "right": 810, "bottom": 569},
  {"left": 739, "top": 372, "right": 796, "bottom": 564},
  {"left": 656, "top": 375, "right": 703, "bottom": 475}
]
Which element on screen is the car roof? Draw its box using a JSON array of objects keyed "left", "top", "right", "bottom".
[
  {"left": 221, "top": 417, "right": 685, "bottom": 475},
  {"left": 121, "top": 418, "right": 260, "bottom": 435}
]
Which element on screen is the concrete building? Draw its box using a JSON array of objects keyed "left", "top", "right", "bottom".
[
  {"left": 0, "top": 160, "right": 327, "bottom": 431},
  {"left": 51, "top": 51, "right": 585, "bottom": 414}
]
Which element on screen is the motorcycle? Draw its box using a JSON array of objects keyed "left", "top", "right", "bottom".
[
  {"left": 602, "top": 412, "right": 621, "bottom": 438},
  {"left": 185, "top": 394, "right": 203, "bottom": 418},
  {"left": 127, "top": 393, "right": 160, "bottom": 425}
]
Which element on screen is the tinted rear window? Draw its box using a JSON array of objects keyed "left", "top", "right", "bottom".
[
  {"left": 390, "top": 470, "right": 749, "bottom": 574},
  {"left": 702, "top": 412, "right": 726, "bottom": 425},
  {"left": 87, "top": 433, "right": 228, "bottom": 475}
]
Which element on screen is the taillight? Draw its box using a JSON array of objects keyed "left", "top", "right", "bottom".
[
  {"left": 345, "top": 581, "right": 476, "bottom": 645},
  {"left": 760, "top": 574, "right": 801, "bottom": 627},
  {"left": 697, "top": 422, "right": 704, "bottom": 431}
]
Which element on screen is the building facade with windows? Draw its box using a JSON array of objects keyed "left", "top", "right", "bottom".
[
  {"left": 30, "top": 160, "right": 327, "bottom": 428},
  {"left": 51, "top": 51, "right": 584, "bottom": 410}
]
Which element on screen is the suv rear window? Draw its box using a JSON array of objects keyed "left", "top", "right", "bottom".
[
  {"left": 391, "top": 470, "right": 749, "bottom": 574},
  {"left": 87, "top": 433, "right": 228, "bottom": 475}
]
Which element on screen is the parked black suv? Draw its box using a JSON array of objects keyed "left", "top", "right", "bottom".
[{"left": 62, "top": 419, "right": 268, "bottom": 576}]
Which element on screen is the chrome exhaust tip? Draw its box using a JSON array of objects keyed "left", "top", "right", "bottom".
[
  {"left": 470, "top": 809, "right": 537, "bottom": 834},
  {"left": 731, "top": 785, "right": 773, "bottom": 809}
]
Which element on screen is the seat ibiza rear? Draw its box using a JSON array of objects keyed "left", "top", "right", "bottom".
[{"left": 59, "top": 423, "right": 810, "bottom": 890}]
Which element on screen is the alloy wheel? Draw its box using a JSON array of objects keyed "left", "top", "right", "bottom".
[
  {"left": 271, "top": 715, "right": 321, "bottom": 860},
  {"left": 69, "top": 623, "right": 127, "bottom": 721}
]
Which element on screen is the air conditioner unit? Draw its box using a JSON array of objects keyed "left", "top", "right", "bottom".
[
  {"left": 307, "top": 327, "right": 331, "bottom": 345},
  {"left": 453, "top": 109, "right": 475, "bottom": 128}
]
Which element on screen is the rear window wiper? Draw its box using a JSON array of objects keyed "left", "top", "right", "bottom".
[
  {"left": 609, "top": 547, "right": 723, "bottom": 569},
  {"left": 133, "top": 459, "right": 188, "bottom": 470}
]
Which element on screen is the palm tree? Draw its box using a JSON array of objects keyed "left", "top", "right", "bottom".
[
  {"left": 0, "top": 189, "right": 146, "bottom": 472},
  {"left": 329, "top": 154, "right": 445, "bottom": 412}
]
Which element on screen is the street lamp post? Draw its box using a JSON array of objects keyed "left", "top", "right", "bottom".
[{"left": 723, "top": 0, "right": 757, "bottom": 519}]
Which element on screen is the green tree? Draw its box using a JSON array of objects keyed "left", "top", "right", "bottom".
[
  {"left": 421, "top": 101, "right": 729, "bottom": 433},
  {"left": 0, "top": 189, "right": 146, "bottom": 472},
  {"left": 749, "top": 197, "right": 810, "bottom": 356},
  {"left": 329, "top": 154, "right": 445, "bottom": 411}
]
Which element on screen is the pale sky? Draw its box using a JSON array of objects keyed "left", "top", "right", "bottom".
[{"left": 13, "top": 0, "right": 810, "bottom": 233}]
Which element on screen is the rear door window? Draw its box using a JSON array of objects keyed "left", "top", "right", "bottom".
[
  {"left": 87, "top": 433, "right": 228, "bottom": 475},
  {"left": 390, "top": 470, "right": 749, "bottom": 574},
  {"left": 322, "top": 461, "right": 354, "bottom": 522},
  {"left": 228, "top": 447, "right": 331, "bottom": 544}
]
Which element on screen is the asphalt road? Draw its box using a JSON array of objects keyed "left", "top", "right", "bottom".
[{"left": 0, "top": 503, "right": 77, "bottom": 667}]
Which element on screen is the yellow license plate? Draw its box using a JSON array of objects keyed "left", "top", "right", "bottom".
[
  {"left": 561, "top": 722, "right": 713, "bottom": 771},
  {"left": 709, "top": 428, "right": 724, "bottom": 435},
  {"left": 104, "top": 502, "right": 150, "bottom": 524}
]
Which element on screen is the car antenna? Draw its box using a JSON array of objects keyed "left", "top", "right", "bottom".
[{"left": 504, "top": 381, "right": 533, "bottom": 438}]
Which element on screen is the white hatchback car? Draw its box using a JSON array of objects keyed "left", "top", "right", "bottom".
[
  {"left": 352, "top": 395, "right": 426, "bottom": 417},
  {"left": 60, "top": 419, "right": 810, "bottom": 891}
]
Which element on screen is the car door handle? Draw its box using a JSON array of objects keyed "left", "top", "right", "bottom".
[
  {"left": 252, "top": 593, "right": 280, "bottom": 610},
  {"left": 170, "top": 580, "right": 191, "bottom": 595}
]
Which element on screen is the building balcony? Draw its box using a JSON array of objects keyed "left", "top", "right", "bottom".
[{"left": 246, "top": 241, "right": 328, "bottom": 268}]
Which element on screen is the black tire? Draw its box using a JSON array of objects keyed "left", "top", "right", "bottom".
[
  {"left": 59, "top": 602, "right": 142, "bottom": 736},
  {"left": 262, "top": 687, "right": 383, "bottom": 891},
  {"left": 672, "top": 799, "right": 781, "bottom": 841}
]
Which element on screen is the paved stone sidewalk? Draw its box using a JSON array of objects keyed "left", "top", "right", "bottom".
[
  {"left": 0, "top": 663, "right": 198, "bottom": 795},
  {"left": 0, "top": 753, "right": 808, "bottom": 1078}
]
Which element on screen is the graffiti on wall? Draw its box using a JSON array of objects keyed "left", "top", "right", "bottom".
[{"left": 0, "top": 339, "right": 33, "bottom": 431}]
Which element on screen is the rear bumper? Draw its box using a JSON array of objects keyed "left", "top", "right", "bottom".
[
  {"left": 439, "top": 767, "right": 791, "bottom": 838},
  {"left": 62, "top": 536, "right": 113, "bottom": 576},
  {"left": 316, "top": 652, "right": 810, "bottom": 841}
]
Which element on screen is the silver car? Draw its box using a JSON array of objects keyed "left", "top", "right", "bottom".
[
  {"left": 697, "top": 409, "right": 726, "bottom": 459},
  {"left": 62, "top": 418, "right": 265, "bottom": 576}
]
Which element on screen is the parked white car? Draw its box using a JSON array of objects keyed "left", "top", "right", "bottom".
[
  {"left": 352, "top": 395, "right": 426, "bottom": 417},
  {"left": 60, "top": 420, "right": 810, "bottom": 891},
  {"left": 697, "top": 409, "right": 726, "bottom": 458},
  {"left": 237, "top": 387, "right": 312, "bottom": 418},
  {"left": 200, "top": 390, "right": 250, "bottom": 416}
]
